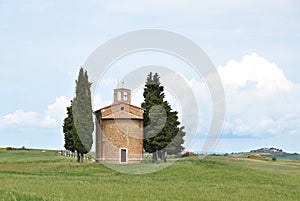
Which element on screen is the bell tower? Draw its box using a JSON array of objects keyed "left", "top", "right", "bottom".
[{"left": 113, "top": 88, "right": 131, "bottom": 104}]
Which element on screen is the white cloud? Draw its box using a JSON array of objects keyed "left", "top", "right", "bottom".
[
  {"left": 42, "top": 96, "right": 70, "bottom": 127},
  {"left": 0, "top": 110, "right": 38, "bottom": 128},
  {"left": 218, "top": 52, "right": 292, "bottom": 91},
  {"left": 217, "top": 53, "right": 300, "bottom": 138},
  {"left": 188, "top": 53, "right": 300, "bottom": 152},
  {"left": 0, "top": 96, "right": 70, "bottom": 129}
]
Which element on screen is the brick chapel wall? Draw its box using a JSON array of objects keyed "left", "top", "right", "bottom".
[{"left": 100, "top": 119, "right": 143, "bottom": 161}]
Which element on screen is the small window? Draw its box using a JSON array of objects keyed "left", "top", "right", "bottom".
[
  {"left": 120, "top": 107, "right": 124, "bottom": 111},
  {"left": 123, "top": 92, "right": 128, "bottom": 101},
  {"left": 117, "top": 92, "right": 122, "bottom": 100}
]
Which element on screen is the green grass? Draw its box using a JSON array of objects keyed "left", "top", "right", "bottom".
[
  {"left": 204, "top": 155, "right": 300, "bottom": 175},
  {"left": 0, "top": 151, "right": 299, "bottom": 201},
  {"left": 0, "top": 150, "right": 75, "bottom": 163}
]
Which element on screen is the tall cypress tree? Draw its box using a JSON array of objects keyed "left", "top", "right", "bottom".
[
  {"left": 63, "top": 103, "right": 76, "bottom": 153},
  {"left": 72, "top": 67, "right": 94, "bottom": 163},
  {"left": 142, "top": 72, "right": 164, "bottom": 156},
  {"left": 142, "top": 72, "right": 183, "bottom": 162}
]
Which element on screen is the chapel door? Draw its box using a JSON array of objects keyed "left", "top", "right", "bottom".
[{"left": 120, "top": 148, "right": 127, "bottom": 163}]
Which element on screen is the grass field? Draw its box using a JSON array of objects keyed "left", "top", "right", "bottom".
[{"left": 0, "top": 150, "right": 299, "bottom": 201}]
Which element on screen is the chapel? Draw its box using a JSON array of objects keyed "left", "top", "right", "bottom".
[{"left": 94, "top": 88, "right": 144, "bottom": 163}]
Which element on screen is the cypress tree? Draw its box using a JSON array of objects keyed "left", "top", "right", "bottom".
[
  {"left": 72, "top": 67, "right": 94, "bottom": 163},
  {"left": 63, "top": 103, "right": 76, "bottom": 153},
  {"left": 142, "top": 73, "right": 165, "bottom": 157},
  {"left": 142, "top": 72, "right": 184, "bottom": 162}
]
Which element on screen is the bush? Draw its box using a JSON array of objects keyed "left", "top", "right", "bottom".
[
  {"left": 247, "top": 154, "right": 262, "bottom": 159},
  {"left": 188, "top": 152, "right": 197, "bottom": 156},
  {"left": 272, "top": 156, "right": 277, "bottom": 161},
  {"left": 181, "top": 151, "right": 197, "bottom": 157}
]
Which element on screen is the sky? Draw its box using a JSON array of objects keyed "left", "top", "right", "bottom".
[{"left": 0, "top": 0, "right": 300, "bottom": 153}]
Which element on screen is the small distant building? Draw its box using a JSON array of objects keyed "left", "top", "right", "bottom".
[{"left": 94, "top": 88, "right": 144, "bottom": 163}]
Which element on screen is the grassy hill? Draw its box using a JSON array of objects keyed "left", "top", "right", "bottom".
[
  {"left": 0, "top": 150, "right": 299, "bottom": 201},
  {"left": 231, "top": 147, "right": 300, "bottom": 160}
]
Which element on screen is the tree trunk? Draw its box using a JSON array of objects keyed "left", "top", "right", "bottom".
[
  {"left": 157, "top": 150, "right": 167, "bottom": 162},
  {"left": 158, "top": 150, "right": 163, "bottom": 160},
  {"left": 77, "top": 151, "right": 80, "bottom": 163},
  {"left": 79, "top": 153, "right": 84, "bottom": 163},
  {"left": 152, "top": 150, "right": 158, "bottom": 163}
]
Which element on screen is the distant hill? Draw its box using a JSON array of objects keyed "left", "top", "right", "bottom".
[{"left": 235, "top": 147, "right": 300, "bottom": 160}]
